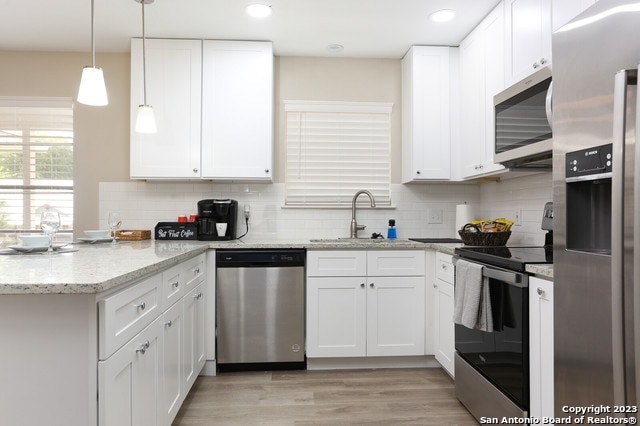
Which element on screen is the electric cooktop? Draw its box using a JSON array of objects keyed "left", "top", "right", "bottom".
[{"left": 454, "top": 246, "right": 553, "bottom": 272}]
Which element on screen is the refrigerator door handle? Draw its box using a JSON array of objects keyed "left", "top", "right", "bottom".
[
  {"left": 612, "top": 68, "right": 638, "bottom": 408},
  {"left": 635, "top": 64, "right": 640, "bottom": 412}
]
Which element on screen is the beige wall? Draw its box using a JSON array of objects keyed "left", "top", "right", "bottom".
[
  {"left": 0, "top": 51, "right": 131, "bottom": 235},
  {"left": 0, "top": 51, "right": 402, "bottom": 233}
]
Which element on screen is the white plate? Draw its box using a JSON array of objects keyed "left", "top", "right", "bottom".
[
  {"left": 8, "top": 244, "right": 68, "bottom": 253},
  {"left": 77, "top": 237, "right": 116, "bottom": 243}
]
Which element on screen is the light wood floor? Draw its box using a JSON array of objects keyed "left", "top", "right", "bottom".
[{"left": 172, "top": 368, "right": 479, "bottom": 425}]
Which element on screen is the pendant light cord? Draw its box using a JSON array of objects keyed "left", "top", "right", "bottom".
[
  {"left": 141, "top": 0, "right": 148, "bottom": 106},
  {"left": 90, "top": 0, "right": 96, "bottom": 67}
]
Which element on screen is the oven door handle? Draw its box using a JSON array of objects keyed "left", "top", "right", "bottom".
[{"left": 483, "top": 267, "right": 527, "bottom": 288}]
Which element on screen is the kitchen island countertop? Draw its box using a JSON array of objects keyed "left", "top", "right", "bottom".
[{"left": 0, "top": 238, "right": 463, "bottom": 294}]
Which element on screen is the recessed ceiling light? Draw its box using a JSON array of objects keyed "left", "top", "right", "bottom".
[
  {"left": 326, "top": 44, "right": 344, "bottom": 53},
  {"left": 246, "top": 4, "right": 272, "bottom": 18},
  {"left": 429, "top": 9, "right": 456, "bottom": 23}
]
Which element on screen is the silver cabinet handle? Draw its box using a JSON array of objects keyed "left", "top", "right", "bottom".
[
  {"left": 416, "top": 170, "right": 421, "bottom": 175},
  {"left": 369, "top": 283, "right": 374, "bottom": 288},
  {"left": 136, "top": 340, "right": 150, "bottom": 354},
  {"left": 193, "top": 292, "right": 203, "bottom": 300},
  {"left": 165, "top": 320, "right": 173, "bottom": 327},
  {"left": 540, "top": 58, "right": 547, "bottom": 65},
  {"left": 360, "top": 283, "right": 365, "bottom": 288},
  {"left": 264, "top": 168, "right": 270, "bottom": 173},
  {"left": 537, "top": 287, "right": 544, "bottom": 296},
  {"left": 172, "top": 281, "right": 179, "bottom": 288},
  {"left": 533, "top": 62, "right": 540, "bottom": 69},
  {"left": 193, "top": 168, "right": 198, "bottom": 173},
  {"left": 433, "top": 283, "right": 438, "bottom": 288},
  {"left": 135, "top": 302, "right": 146, "bottom": 310},
  {"left": 195, "top": 268, "right": 200, "bottom": 274}
]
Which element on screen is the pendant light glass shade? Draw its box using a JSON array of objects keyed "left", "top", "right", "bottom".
[
  {"left": 135, "top": 105, "right": 157, "bottom": 133},
  {"left": 78, "top": 66, "right": 108, "bottom": 106},
  {"left": 78, "top": 0, "right": 108, "bottom": 106}
]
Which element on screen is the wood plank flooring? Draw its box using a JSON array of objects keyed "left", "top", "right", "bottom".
[{"left": 172, "top": 368, "right": 479, "bottom": 425}]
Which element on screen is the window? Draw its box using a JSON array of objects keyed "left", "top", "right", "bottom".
[
  {"left": 0, "top": 97, "right": 73, "bottom": 245},
  {"left": 285, "top": 101, "right": 392, "bottom": 207}
]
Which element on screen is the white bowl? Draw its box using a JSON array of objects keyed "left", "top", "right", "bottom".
[
  {"left": 19, "top": 235, "right": 50, "bottom": 247},
  {"left": 84, "top": 230, "right": 111, "bottom": 239}
]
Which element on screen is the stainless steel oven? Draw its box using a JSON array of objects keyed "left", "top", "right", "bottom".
[{"left": 454, "top": 257, "right": 530, "bottom": 420}]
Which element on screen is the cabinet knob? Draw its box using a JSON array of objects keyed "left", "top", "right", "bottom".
[
  {"left": 264, "top": 168, "right": 270, "bottom": 173},
  {"left": 172, "top": 281, "right": 179, "bottom": 288},
  {"left": 433, "top": 283, "right": 438, "bottom": 288},
  {"left": 165, "top": 320, "right": 173, "bottom": 327},
  {"left": 533, "top": 62, "right": 540, "bottom": 69},
  {"left": 537, "top": 287, "right": 544, "bottom": 296},
  {"left": 134, "top": 301, "right": 146, "bottom": 310},
  {"left": 540, "top": 58, "right": 547, "bottom": 65},
  {"left": 195, "top": 268, "right": 200, "bottom": 275},
  {"left": 136, "top": 340, "right": 150, "bottom": 354},
  {"left": 193, "top": 168, "right": 199, "bottom": 173},
  {"left": 193, "top": 292, "right": 203, "bottom": 300},
  {"left": 369, "top": 283, "right": 374, "bottom": 288},
  {"left": 360, "top": 283, "right": 365, "bottom": 288},
  {"left": 416, "top": 170, "right": 421, "bottom": 175}
]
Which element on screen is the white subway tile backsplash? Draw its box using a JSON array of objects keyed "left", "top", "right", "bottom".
[{"left": 99, "top": 174, "right": 552, "bottom": 242}]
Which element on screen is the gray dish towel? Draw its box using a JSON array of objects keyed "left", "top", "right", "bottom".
[{"left": 453, "top": 259, "right": 494, "bottom": 332}]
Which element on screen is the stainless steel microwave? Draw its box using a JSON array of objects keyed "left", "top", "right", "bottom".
[{"left": 494, "top": 67, "right": 552, "bottom": 168}]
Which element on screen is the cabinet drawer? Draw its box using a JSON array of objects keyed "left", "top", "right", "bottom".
[
  {"left": 99, "top": 273, "right": 161, "bottom": 360},
  {"left": 161, "top": 263, "right": 184, "bottom": 311},
  {"left": 183, "top": 253, "right": 206, "bottom": 293},
  {"left": 436, "top": 252, "right": 454, "bottom": 284},
  {"left": 307, "top": 251, "right": 367, "bottom": 277},
  {"left": 367, "top": 250, "right": 425, "bottom": 276}
]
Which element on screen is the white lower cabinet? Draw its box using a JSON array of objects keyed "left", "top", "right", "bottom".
[
  {"left": 433, "top": 252, "right": 455, "bottom": 376},
  {"left": 98, "top": 253, "right": 207, "bottom": 426},
  {"left": 530, "top": 276, "right": 554, "bottom": 420},
  {"left": 306, "top": 250, "right": 425, "bottom": 358},
  {"left": 99, "top": 317, "right": 163, "bottom": 426}
]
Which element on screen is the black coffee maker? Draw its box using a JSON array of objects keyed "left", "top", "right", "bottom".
[{"left": 197, "top": 199, "right": 238, "bottom": 241}]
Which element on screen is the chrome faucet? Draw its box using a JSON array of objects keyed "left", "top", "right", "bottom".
[{"left": 350, "top": 190, "right": 376, "bottom": 238}]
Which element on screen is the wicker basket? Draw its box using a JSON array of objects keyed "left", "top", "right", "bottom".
[
  {"left": 458, "top": 230, "right": 511, "bottom": 246},
  {"left": 115, "top": 230, "right": 151, "bottom": 241}
]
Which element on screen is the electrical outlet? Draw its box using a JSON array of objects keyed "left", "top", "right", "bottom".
[
  {"left": 244, "top": 204, "right": 251, "bottom": 220},
  {"left": 514, "top": 208, "right": 522, "bottom": 226},
  {"left": 428, "top": 208, "right": 443, "bottom": 224}
]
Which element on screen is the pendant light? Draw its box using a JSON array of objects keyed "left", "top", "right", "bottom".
[
  {"left": 77, "top": 0, "right": 108, "bottom": 106},
  {"left": 134, "top": 0, "right": 157, "bottom": 133}
]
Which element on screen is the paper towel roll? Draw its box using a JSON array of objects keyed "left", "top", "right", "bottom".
[{"left": 455, "top": 203, "right": 474, "bottom": 234}]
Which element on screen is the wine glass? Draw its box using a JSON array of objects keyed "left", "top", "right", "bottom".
[
  {"left": 40, "top": 210, "right": 61, "bottom": 254},
  {"left": 108, "top": 212, "right": 122, "bottom": 243}
]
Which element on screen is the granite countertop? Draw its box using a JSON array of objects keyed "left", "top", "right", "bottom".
[
  {"left": 525, "top": 263, "right": 554, "bottom": 280},
  {"left": 0, "top": 238, "right": 463, "bottom": 295}
]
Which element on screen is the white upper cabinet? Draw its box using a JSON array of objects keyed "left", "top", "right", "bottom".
[
  {"left": 459, "top": 3, "right": 506, "bottom": 179},
  {"left": 504, "top": 0, "right": 552, "bottom": 86},
  {"left": 201, "top": 41, "right": 274, "bottom": 181},
  {"left": 130, "top": 39, "right": 274, "bottom": 181},
  {"left": 552, "top": 0, "right": 597, "bottom": 32},
  {"left": 130, "top": 39, "right": 202, "bottom": 179},
  {"left": 402, "top": 46, "right": 452, "bottom": 182}
]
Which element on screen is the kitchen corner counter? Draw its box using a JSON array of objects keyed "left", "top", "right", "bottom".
[
  {"left": 0, "top": 238, "right": 462, "bottom": 294},
  {"left": 526, "top": 263, "right": 553, "bottom": 280}
]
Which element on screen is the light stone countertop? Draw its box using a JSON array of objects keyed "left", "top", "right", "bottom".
[
  {"left": 525, "top": 263, "right": 554, "bottom": 280},
  {"left": 0, "top": 238, "right": 464, "bottom": 295}
]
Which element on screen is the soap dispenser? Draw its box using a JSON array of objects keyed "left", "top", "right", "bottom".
[{"left": 387, "top": 219, "right": 397, "bottom": 240}]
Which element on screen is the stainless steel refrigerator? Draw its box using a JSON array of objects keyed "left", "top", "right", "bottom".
[{"left": 553, "top": 0, "right": 639, "bottom": 419}]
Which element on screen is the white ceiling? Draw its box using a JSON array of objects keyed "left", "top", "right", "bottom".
[{"left": 1, "top": 0, "right": 501, "bottom": 58}]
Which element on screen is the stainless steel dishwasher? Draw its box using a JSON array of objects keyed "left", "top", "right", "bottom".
[{"left": 216, "top": 249, "right": 306, "bottom": 371}]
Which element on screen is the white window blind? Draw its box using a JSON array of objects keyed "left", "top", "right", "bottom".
[
  {"left": 0, "top": 97, "right": 74, "bottom": 239},
  {"left": 285, "top": 101, "right": 392, "bottom": 207}
]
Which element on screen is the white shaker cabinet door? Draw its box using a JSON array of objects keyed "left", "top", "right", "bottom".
[
  {"left": 98, "top": 318, "right": 162, "bottom": 426},
  {"left": 183, "top": 282, "right": 207, "bottom": 391},
  {"left": 201, "top": 40, "right": 273, "bottom": 181},
  {"left": 366, "top": 276, "right": 425, "bottom": 356},
  {"left": 530, "top": 277, "right": 554, "bottom": 420},
  {"left": 159, "top": 302, "right": 183, "bottom": 426},
  {"left": 306, "top": 276, "right": 367, "bottom": 358},
  {"left": 433, "top": 278, "right": 455, "bottom": 376},
  {"left": 130, "top": 38, "right": 202, "bottom": 179}
]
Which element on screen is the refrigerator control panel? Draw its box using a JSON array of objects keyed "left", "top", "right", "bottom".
[{"left": 566, "top": 143, "right": 612, "bottom": 181}]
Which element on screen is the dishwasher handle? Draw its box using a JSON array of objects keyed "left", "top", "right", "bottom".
[{"left": 216, "top": 249, "right": 306, "bottom": 267}]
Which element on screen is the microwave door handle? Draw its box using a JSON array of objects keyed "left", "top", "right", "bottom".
[
  {"left": 545, "top": 81, "right": 553, "bottom": 129},
  {"left": 482, "top": 267, "right": 526, "bottom": 288},
  {"left": 612, "top": 68, "right": 638, "bottom": 407}
]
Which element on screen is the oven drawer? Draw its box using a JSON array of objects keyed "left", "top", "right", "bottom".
[{"left": 436, "top": 252, "right": 454, "bottom": 284}]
